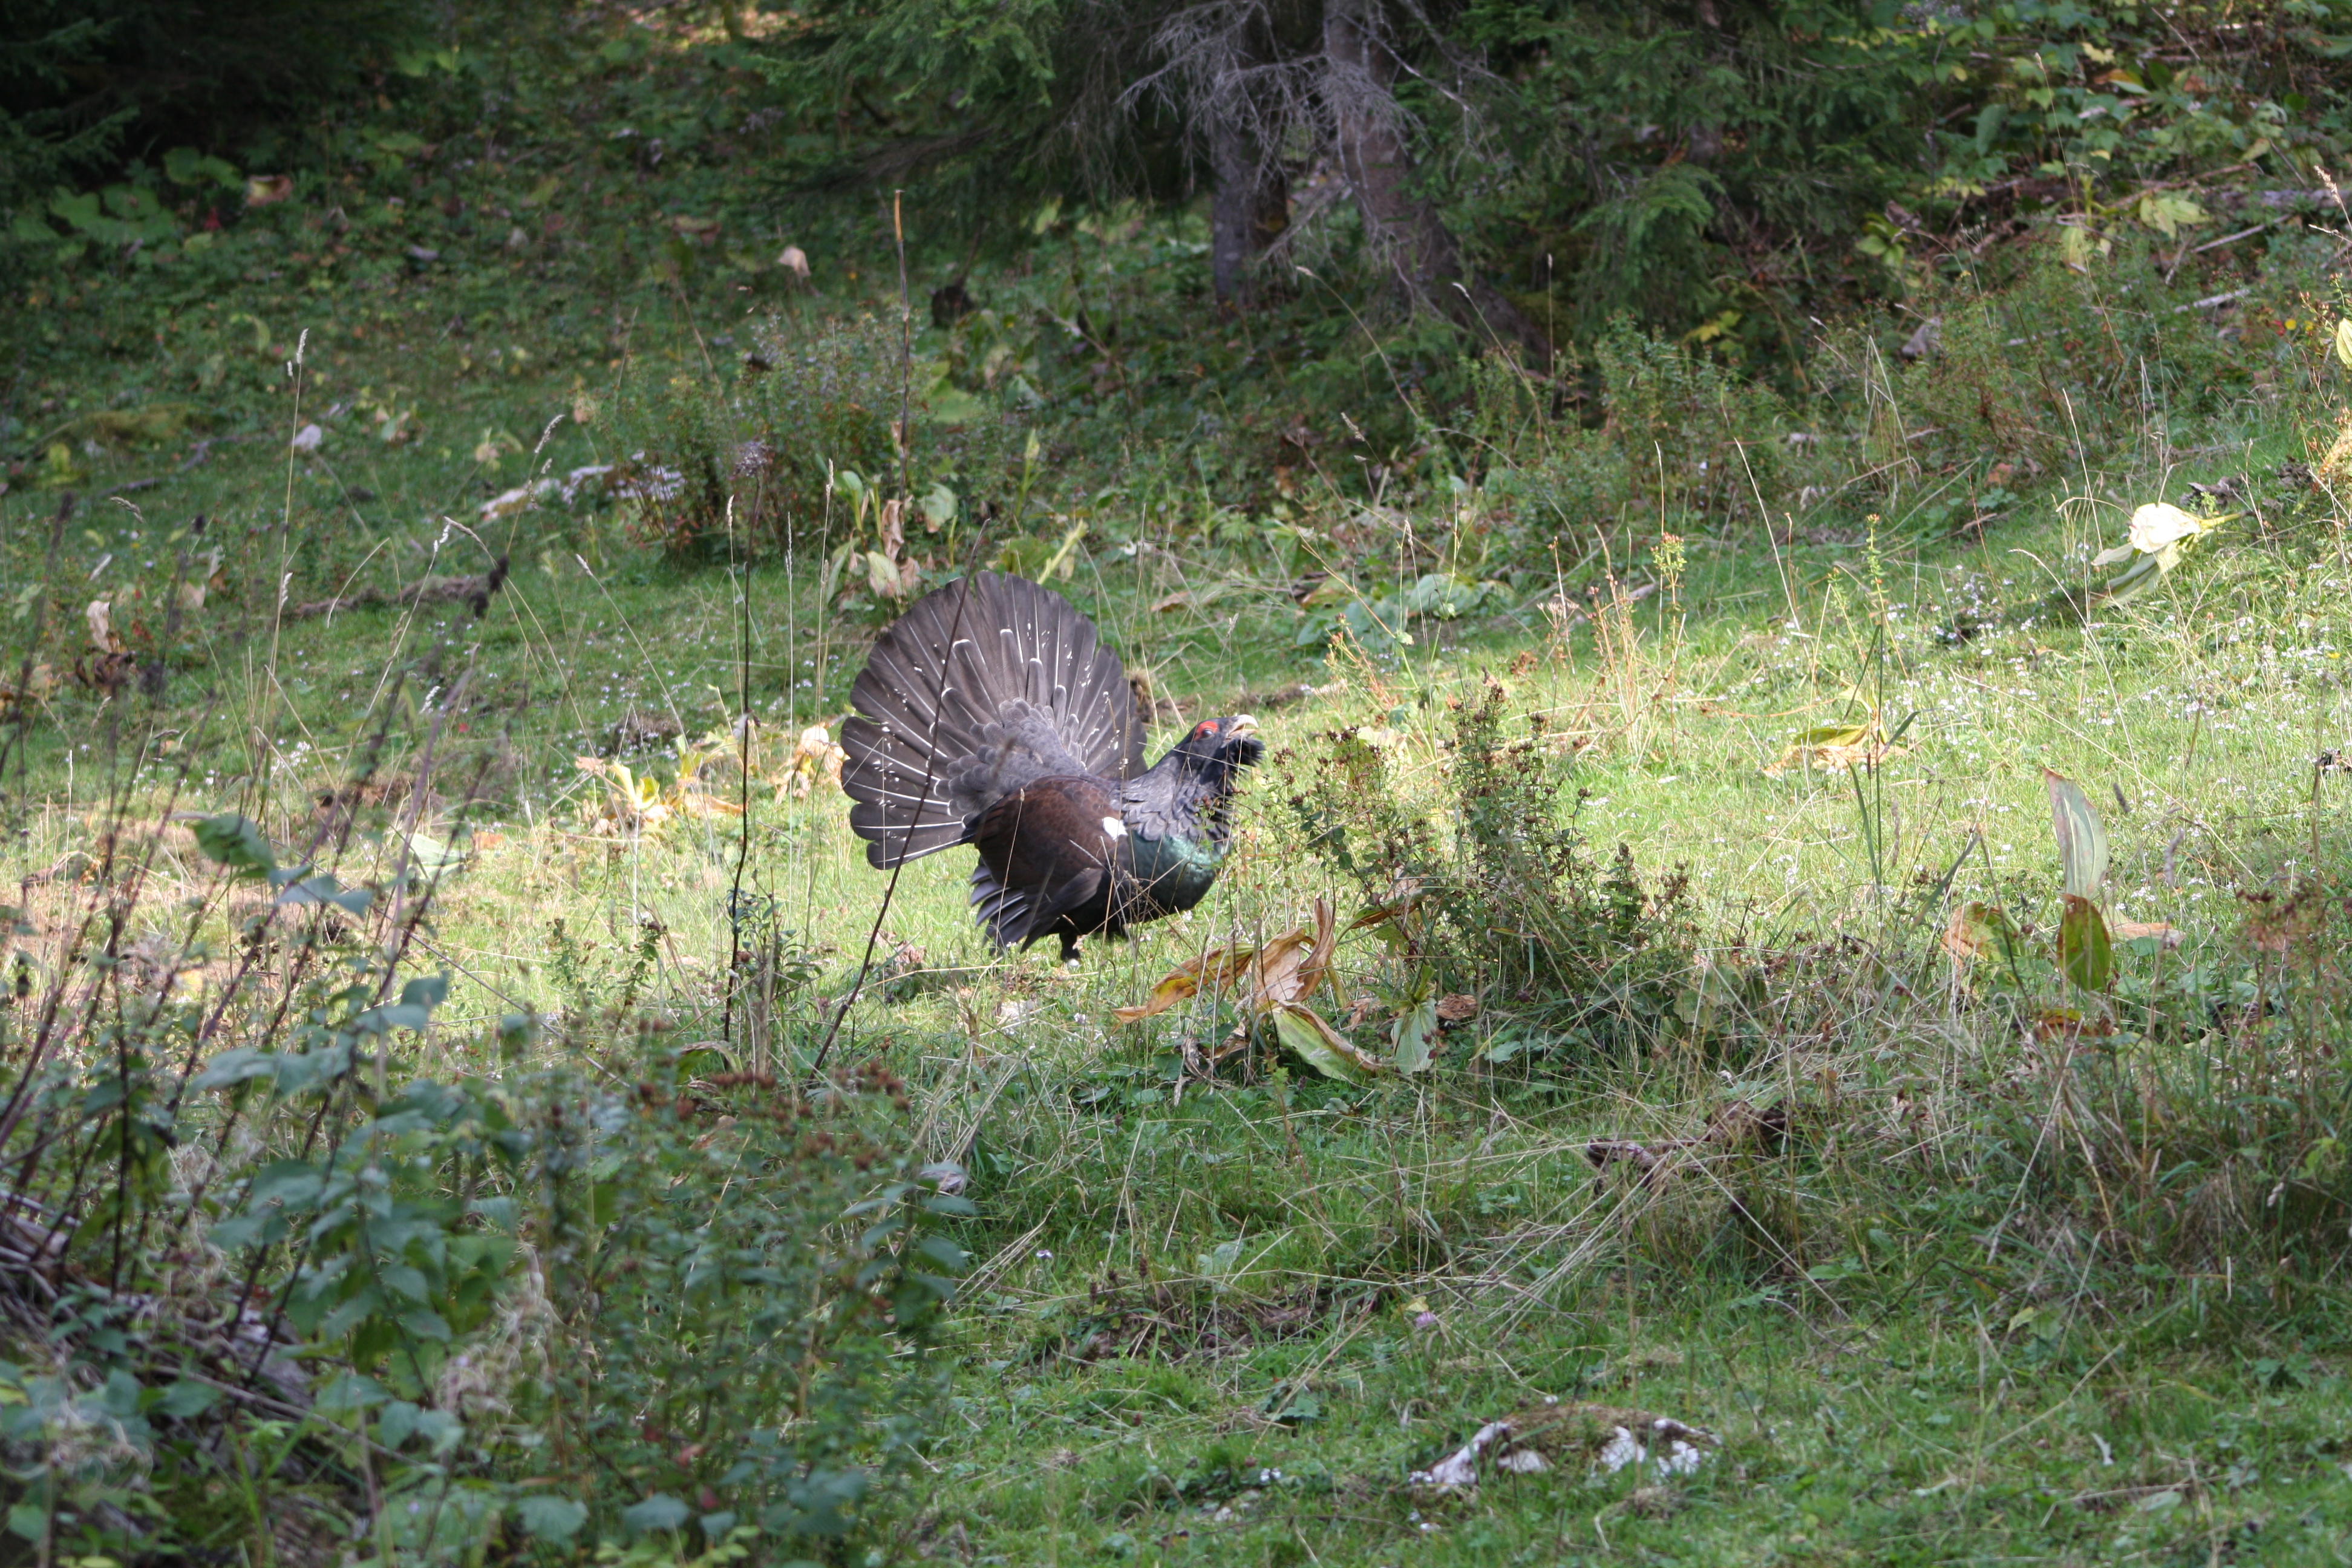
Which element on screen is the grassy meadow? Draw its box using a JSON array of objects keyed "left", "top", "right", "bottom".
[{"left": 8, "top": 44, "right": 2352, "bottom": 1567}]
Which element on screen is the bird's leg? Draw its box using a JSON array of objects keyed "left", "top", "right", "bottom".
[{"left": 1059, "top": 935, "right": 1083, "bottom": 967}]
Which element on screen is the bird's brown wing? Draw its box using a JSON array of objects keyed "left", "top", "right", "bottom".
[{"left": 965, "top": 776, "right": 1126, "bottom": 949}]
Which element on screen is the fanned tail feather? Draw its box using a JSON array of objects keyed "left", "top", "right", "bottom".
[{"left": 840, "top": 572, "right": 1143, "bottom": 868}]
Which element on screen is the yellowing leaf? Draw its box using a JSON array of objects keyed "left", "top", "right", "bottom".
[
  {"left": 2336, "top": 319, "right": 2352, "bottom": 371},
  {"left": 1272, "top": 1004, "right": 1379, "bottom": 1082},
  {"left": 1111, "top": 944, "right": 1256, "bottom": 1024},
  {"left": 2125, "top": 502, "right": 2210, "bottom": 554},
  {"left": 2135, "top": 191, "right": 2207, "bottom": 239},
  {"left": 1765, "top": 720, "right": 1901, "bottom": 777}
]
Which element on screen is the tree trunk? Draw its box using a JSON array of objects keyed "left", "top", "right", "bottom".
[
  {"left": 1210, "top": 119, "right": 1289, "bottom": 307},
  {"left": 1321, "top": 0, "right": 1550, "bottom": 364},
  {"left": 1207, "top": 18, "right": 1290, "bottom": 309}
]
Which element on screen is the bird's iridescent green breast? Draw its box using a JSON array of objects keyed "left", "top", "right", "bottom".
[{"left": 1125, "top": 828, "right": 1226, "bottom": 915}]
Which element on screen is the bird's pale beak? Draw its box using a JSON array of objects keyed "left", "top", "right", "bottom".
[{"left": 1227, "top": 714, "right": 1259, "bottom": 739}]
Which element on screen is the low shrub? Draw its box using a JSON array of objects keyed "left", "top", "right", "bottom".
[
  {"left": 612, "top": 315, "right": 903, "bottom": 560},
  {"left": 1282, "top": 673, "right": 1696, "bottom": 1066}
]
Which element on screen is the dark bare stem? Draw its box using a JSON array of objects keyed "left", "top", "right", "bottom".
[{"left": 805, "top": 529, "right": 989, "bottom": 1083}]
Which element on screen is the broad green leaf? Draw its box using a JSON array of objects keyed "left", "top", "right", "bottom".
[
  {"left": 158, "top": 1379, "right": 218, "bottom": 1419},
  {"left": 243, "top": 1159, "right": 326, "bottom": 1212},
  {"left": 1390, "top": 995, "right": 1439, "bottom": 1074},
  {"left": 399, "top": 973, "right": 450, "bottom": 1011},
  {"left": 313, "top": 1372, "right": 390, "bottom": 1413},
  {"left": 2043, "top": 769, "right": 2108, "bottom": 898},
  {"left": 379, "top": 1263, "right": 430, "bottom": 1302},
  {"left": 163, "top": 147, "right": 241, "bottom": 190},
  {"left": 413, "top": 1408, "right": 465, "bottom": 1454},
  {"left": 375, "top": 1400, "right": 421, "bottom": 1448},
  {"left": 624, "top": 1494, "right": 692, "bottom": 1534},
  {"left": 194, "top": 813, "right": 275, "bottom": 877},
  {"left": 191, "top": 1048, "right": 277, "bottom": 1091},
  {"left": 913, "top": 1234, "right": 967, "bottom": 1272},
  {"left": 2057, "top": 895, "right": 2115, "bottom": 992},
  {"left": 2136, "top": 191, "right": 2207, "bottom": 238},
  {"left": 270, "top": 1042, "right": 351, "bottom": 1096},
  {"left": 400, "top": 1308, "right": 452, "bottom": 1342},
  {"left": 514, "top": 1497, "right": 589, "bottom": 1542},
  {"left": 405, "top": 832, "right": 466, "bottom": 872},
  {"left": 275, "top": 874, "right": 373, "bottom": 914}
]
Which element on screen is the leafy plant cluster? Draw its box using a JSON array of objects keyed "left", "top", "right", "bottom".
[
  {"left": 0, "top": 0, "right": 432, "bottom": 228},
  {"left": 0, "top": 772, "right": 961, "bottom": 1560},
  {"left": 1282, "top": 674, "right": 1696, "bottom": 1066},
  {"left": 1451, "top": 0, "right": 2352, "bottom": 355}
]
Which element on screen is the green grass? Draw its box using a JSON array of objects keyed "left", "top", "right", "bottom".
[{"left": 11, "top": 381, "right": 2352, "bottom": 1561}]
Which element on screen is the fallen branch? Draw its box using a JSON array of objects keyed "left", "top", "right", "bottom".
[
  {"left": 96, "top": 434, "right": 261, "bottom": 500},
  {"left": 285, "top": 558, "right": 509, "bottom": 621},
  {"left": 1583, "top": 1099, "right": 1788, "bottom": 1188}
]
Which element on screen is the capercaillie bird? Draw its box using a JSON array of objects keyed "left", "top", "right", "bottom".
[{"left": 840, "top": 572, "right": 1262, "bottom": 963}]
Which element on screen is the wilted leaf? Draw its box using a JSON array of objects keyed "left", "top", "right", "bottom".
[
  {"left": 2043, "top": 769, "right": 2108, "bottom": 898},
  {"left": 1765, "top": 721, "right": 1900, "bottom": 777},
  {"left": 84, "top": 599, "right": 123, "bottom": 653},
  {"left": 1114, "top": 901, "right": 1336, "bottom": 1024},
  {"left": 2111, "top": 918, "right": 2182, "bottom": 951},
  {"left": 2126, "top": 502, "right": 2210, "bottom": 554},
  {"left": 1942, "top": 900, "right": 2021, "bottom": 964},
  {"left": 1252, "top": 898, "right": 1337, "bottom": 1010},
  {"left": 920, "top": 482, "right": 958, "bottom": 531},
  {"left": 2057, "top": 894, "right": 2115, "bottom": 992},
  {"left": 1111, "top": 943, "right": 1257, "bottom": 1024}
]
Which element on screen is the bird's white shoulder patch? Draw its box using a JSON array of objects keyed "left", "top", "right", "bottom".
[{"left": 1101, "top": 815, "right": 1128, "bottom": 839}]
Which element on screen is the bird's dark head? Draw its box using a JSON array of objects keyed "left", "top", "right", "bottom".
[{"left": 1170, "top": 714, "right": 1262, "bottom": 782}]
